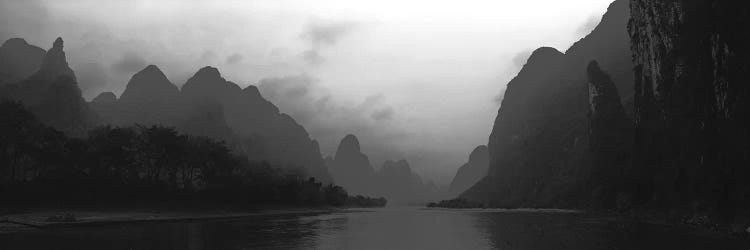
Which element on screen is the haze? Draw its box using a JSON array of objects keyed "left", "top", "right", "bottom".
[{"left": 0, "top": 0, "right": 614, "bottom": 184}]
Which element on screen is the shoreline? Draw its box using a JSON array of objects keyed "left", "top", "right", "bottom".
[{"left": 0, "top": 207, "right": 369, "bottom": 232}]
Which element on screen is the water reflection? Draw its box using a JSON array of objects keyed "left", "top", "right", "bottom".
[{"left": 1, "top": 208, "right": 748, "bottom": 250}]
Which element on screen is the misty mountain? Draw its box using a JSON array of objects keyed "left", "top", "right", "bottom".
[
  {"left": 448, "top": 145, "right": 488, "bottom": 197},
  {"left": 327, "top": 134, "right": 375, "bottom": 195},
  {"left": 0, "top": 37, "right": 331, "bottom": 183},
  {"left": 0, "top": 37, "right": 95, "bottom": 135},
  {"left": 0, "top": 38, "right": 45, "bottom": 85},
  {"left": 461, "top": 0, "right": 632, "bottom": 207},
  {"left": 326, "top": 133, "right": 439, "bottom": 203},
  {"left": 89, "top": 64, "right": 332, "bottom": 183},
  {"left": 374, "top": 159, "right": 427, "bottom": 204}
]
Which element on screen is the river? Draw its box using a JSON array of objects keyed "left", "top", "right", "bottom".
[{"left": 1, "top": 207, "right": 748, "bottom": 249}]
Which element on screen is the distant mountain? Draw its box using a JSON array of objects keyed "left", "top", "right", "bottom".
[
  {"left": 0, "top": 38, "right": 94, "bottom": 135},
  {"left": 374, "top": 159, "right": 426, "bottom": 204},
  {"left": 328, "top": 134, "right": 375, "bottom": 195},
  {"left": 90, "top": 65, "right": 331, "bottom": 183},
  {"left": 0, "top": 38, "right": 45, "bottom": 85},
  {"left": 448, "top": 145, "right": 488, "bottom": 197},
  {"left": 461, "top": 0, "right": 632, "bottom": 207}
]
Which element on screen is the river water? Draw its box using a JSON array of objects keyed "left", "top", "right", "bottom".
[{"left": 1, "top": 207, "right": 748, "bottom": 249}]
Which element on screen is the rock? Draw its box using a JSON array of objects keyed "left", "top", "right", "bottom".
[
  {"left": 587, "top": 60, "right": 633, "bottom": 208},
  {"left": 629, "top": 0, "right": 750, "bottom": 209}
]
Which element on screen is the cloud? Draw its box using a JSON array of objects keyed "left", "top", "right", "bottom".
[
  {"left": 225, "top": 53, "right": 243, "bottom": 64},
  {"left": 0, "top": 0, "right": 50, "bottom": 43},
  {"left": 302, "top": 20, "right": 359, "bottom": 47},
  {"left": 299, "top": 19, "right": 359, "bottom": 66},
  {"left": 371, "top": 107, "right": 394, "bottom": 122},
  {"left": 258, "top": 74, "right": 405, "bottom": 167},
  {"left": 111, "top": 52, "right": 146, "bottom": 75},
  {"left": 74, "top": 62, "right": 109, "bottom": 99}
]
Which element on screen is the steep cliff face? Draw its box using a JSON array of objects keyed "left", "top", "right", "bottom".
[
  {"left": 629, "top": 0, "right": 750, "bottom": 212},
  {"left": 0, "top": 38, "right": 93, "bottom": 135},
  {"left": 587, "top": 61, "right": 633, "bottom": 208},
  {"left": 329, "top": 134, "right": 375, "bottom": 195},
  {"left": 449, "top": 145, "right": 489, "bottom": 197},
  {"left": 462, "top": 0, "right": 632, "bottom": 207},
  {"left": 0, "top": 38, "right": 45, "bottom": 85}
]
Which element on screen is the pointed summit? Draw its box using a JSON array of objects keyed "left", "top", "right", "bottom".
[
  {"left": 328, "top": 134, "right": 374, "bottom": 195},
  {"left": 336, "top": 134, "right": 361, "bottom": 157},
  {"left": 33, "top": 37, "right": 75, "bottom": 82},
  {"left": 53, "top": 37, "right": 64, "bottom": 49},
  {"left": 119, "top": 64, "right": 179, "bottom": 103},
  {"left": 182, "top": 66, "right": 242, "bottom": 101},
  {"left": 194, "top": 66, "right": 221, "bottom": 79},
  {"left": 92, "top": 92, "right": 117, "bottom": 104}
]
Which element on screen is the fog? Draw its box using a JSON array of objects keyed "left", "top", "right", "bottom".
[{"left": 0, "top": 0, "right": 614, "bottom": 184}]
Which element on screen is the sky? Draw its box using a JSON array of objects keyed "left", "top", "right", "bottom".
[{"left": 0, "top": 0, "right": 615, "bottom": 185}]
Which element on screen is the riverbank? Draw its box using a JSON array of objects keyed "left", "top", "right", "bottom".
[{"left": 0, "top": 207, "right": 368, "bottom": 233}]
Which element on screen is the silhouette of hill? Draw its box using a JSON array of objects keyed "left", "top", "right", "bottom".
[
  {"left": 461, "top": 0, "right": 632, "bottom": 207},
  {"left": 0, "top": 37, "right": 94, "bottom": 135},
  {"left": 374, "top": 159, "right": 426, "bottom": 204},
  {"left": 328, "top": 134, "right": 375, "bottom": 195},
  {"left": 88, "top": 64, "right": 331, "bottom": 183},
  {"left": 448, "top": 145, "right": 488, "bottom": 197},
  {"left": 0, "top": 38, "right": 45, "bottom": 85}
]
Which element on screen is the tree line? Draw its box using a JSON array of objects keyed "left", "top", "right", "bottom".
[{"left": 0, "top": 101, "right": 386, "bottom": 208}]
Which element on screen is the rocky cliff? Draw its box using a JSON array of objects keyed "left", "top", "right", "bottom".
[
  {"left": 587, "top": 60, "right": 633, "bottom": 209},
  {"left": 629, "top": 0, "right": 750, "bottom": 214},
  {"left": 461, "top": 0, "right": 633, "bottom": 207}
]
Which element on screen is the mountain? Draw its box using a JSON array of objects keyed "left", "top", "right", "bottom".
[
  {"left": 328, "top": 134, "right": 375, "bottom": 195},
  {"left": 0, "top": 38, "right": 45, "bottom": 85},
  {"left": 628, "top": 0, "right": 750, "bottom": 213},
  {"left": 0, "top": 38, "right": 93, "bottom": 135},
  {"left": 374, "top": 159, "right": 425, "bottom": 204},
  {"left": 586, "top": 61, "right": 633, "bottom": 209},
  {"left": 461, "top": 0, "right": 632, "bottom": 207},
  {"left": 90, "top": 65, "right": 332, "bottom": 183},
  {"left": 97, "top": 65, "right": 183, "bottom": 127},
  {"left": 448, "top": 145, "right": 489, "bottom": 197},
  {"left": 180, "top": 66, "right": 330, "bottom": 182}
]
